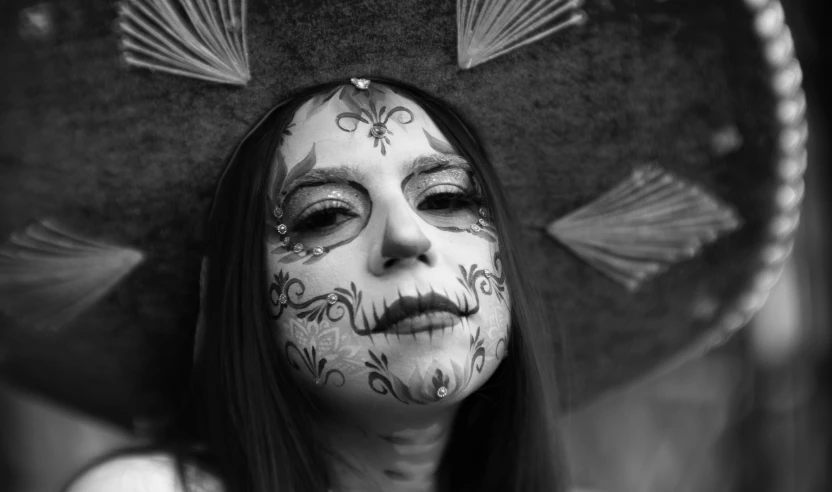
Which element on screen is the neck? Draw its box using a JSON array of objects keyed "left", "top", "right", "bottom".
[{"left": 318, "top": 403, "right": 461, "bottom": 492}]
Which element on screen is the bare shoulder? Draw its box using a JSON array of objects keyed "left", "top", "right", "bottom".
[{"left": 65, "top": 453, "right": 224, "bottom": 492}]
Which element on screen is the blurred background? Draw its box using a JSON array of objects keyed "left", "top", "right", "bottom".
[{"left": 1, "top": 0, "right": 829, "bottom": 491}]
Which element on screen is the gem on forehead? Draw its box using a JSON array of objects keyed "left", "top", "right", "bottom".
[
  {"left": 350, "top": 77, "right": 370, "bottom": 90},
  {"left": 312, "top": 246, "right": 324, "bottom": 256},
  {"left": 327, "top": 293, "right": 338, "bottom": 305},
  {"left": 370, "top": 124, "right": 388, "bottom": 138},
  {"left": 293, "top": 243, "right": 304, "bottom": 253},
  {"left": 276, "top": 224, "right": 288, "bottom": 235}
]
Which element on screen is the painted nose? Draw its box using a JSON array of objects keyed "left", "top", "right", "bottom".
[{"left": 370, "top": 206, "right": 434, "bottom": 275}]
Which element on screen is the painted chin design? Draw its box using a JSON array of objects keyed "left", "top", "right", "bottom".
[{"left": 371, "top": 292, "right": 468, "bottom": 335}]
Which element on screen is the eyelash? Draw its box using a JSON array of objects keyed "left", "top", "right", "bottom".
[
  {"left": 293, "top": 200, "right": 357, "bottom": 231},
  {"left": 418, "top": 184, "right": 481, "bottom": 211}
]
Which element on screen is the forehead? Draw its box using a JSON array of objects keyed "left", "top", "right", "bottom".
[{"left": 279, "top": 84, "right": 451, "bottom": 171}]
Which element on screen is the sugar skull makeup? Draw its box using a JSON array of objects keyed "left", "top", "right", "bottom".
[{"left": 264, "top": 83, "right": 510, "bottom": 409}]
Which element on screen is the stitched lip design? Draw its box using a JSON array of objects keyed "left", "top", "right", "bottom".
[{"left": 370, "top": 292, "right": 468, "bottom": 335}]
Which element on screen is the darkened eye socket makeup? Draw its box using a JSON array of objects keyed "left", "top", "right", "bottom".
[
  {"left": 405, "top": 166, "right": 482, "bottom": 229},
  {"left": 281, "top": 183, "right": 372, "bottom": 249}
]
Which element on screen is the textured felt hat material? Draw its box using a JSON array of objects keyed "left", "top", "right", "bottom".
[{"left": 0, "top": 0, "right": 807, "bottom": 429}]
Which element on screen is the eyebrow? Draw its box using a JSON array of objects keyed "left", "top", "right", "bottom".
[
  {"left": 281, "top": 166, "right": 362, "bottom": 198},
  {"left": 280, "top": 153, "right": 472, "bottom": 198}
]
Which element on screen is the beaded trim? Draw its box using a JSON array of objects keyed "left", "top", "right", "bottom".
[{"left": 628, "top": 0, "right": 809, "bottom": 392}]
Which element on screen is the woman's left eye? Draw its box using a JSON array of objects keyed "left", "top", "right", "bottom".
[{"left": 417, "top": 186, "right": 478, "bottom": 212}]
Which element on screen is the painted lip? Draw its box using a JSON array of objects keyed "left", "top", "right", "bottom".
[{"left": 371, "top": 292, "right": 467, "bottom": 335}]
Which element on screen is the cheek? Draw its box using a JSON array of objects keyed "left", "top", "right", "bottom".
[
  {"left": 480, "top": 289, "right": 511, "bottom": 361},
  {"left": 433, "top": 231, "right": 510, "bottom": 357},
  {"left": 265, "top": 253, "right": 363, "bottom": 315},
  {"left": 265, "top": 249, "right": 372, "bottom": 349},
  {"left": 262, "top": 226, "right": 510, "bottom": 400},
  {"left": 266, "top": 261, "right": 372, "bottom": 390}
]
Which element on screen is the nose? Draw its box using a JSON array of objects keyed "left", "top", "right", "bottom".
[{"left": 369, "top": 204, "right": 435, "bottom": 275}]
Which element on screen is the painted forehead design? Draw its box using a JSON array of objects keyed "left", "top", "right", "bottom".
[{"left": 279, "top": 83, "right": 451, "bottom": 168}]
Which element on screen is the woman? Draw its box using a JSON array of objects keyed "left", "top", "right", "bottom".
[
  {"left": 64, "top": 79, "right": 566, "bottom": 491},
  {"left": 0, "top": 1, "right": 805, "bottom": 491}
]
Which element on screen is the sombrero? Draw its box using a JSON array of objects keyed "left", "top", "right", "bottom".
[{"left": 0, "top": 0, "right": 807, "bottom": 431}]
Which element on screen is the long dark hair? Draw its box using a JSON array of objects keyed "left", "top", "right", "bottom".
[{"left": 178, "top": 78, "right": 567, "bottom": 491}]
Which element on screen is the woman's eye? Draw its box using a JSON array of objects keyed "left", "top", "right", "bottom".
[
  {"left": 418, "top": 188, "right": 478, "bottom": 212},
  {"left": 293, "top": 202, "right": 357, "bottom": 232}
]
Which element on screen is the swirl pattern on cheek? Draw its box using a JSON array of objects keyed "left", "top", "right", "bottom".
[
  {"left": 269, "top": 251, "right": 507, "bottom": 337},
  {"left": 269, "top": 271, "right": 363, "bottom": 331},
  {"left": 456, "top": 251, "right": 507, "bottom": 307}
]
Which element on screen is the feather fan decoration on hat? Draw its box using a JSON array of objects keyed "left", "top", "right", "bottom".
[
  {"left": 547, "top": 166, "right": 741, "bottom": 291},
  {"left": 0, "top": 220, "right": 144, "bottom": 331},
  {"left": 117, "top": 0, "right": 250, "bottom": 85},
  {"left": 457, "top": 0, "right": 587, "bottom": 69}
]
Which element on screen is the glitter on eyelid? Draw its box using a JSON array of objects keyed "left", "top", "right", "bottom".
[
  {"left": 409, "top": 167, "right": 472, "bottom": 193},
  {"left": 282, "top": 185, "right": 365, "bottom": 222}
]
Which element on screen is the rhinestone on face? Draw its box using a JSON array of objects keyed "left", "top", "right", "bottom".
[
  {"left": 436, "top": 386, "right": 448, "bottom": 398},
  {"left": 478, "top": 218, "right": 488, "bottom": 227},
  {"left": 282, "top": 237, "right": 291, "bottom": 246},
  {"left": 293, "top": 243, "right": 304, "bottom": 253},
  {"left": 479, "top": 207, "right": 487, "bottom": 217},
  {"left": 370, "top": 124, "right": 388, "bottom": 138},
  {"left": 471, "top": 224, "right": 482, "bottom": 232},
  {"left": 327, "top": 293, "right": 338, "bottom": 305},
  {"left": 350, "top": 77, "right": 370, "bottom": 90},
  {"left": 484, "top": 269, "right": 492, "bottom": 278},
  {"left": 278, "top": 293, "right": 288, "bottom": 305},
  {"left": 276, "top": 224, "right": 287, "bottom": 235},
  {"left": 312, "top": 246, "right": 324, "bottom": 256},
  {"left": 314, "top": 378, "right": 323, "bottom": 388},
  {"left": 273, "top": 206, "right": 283, "bottom": 219}
]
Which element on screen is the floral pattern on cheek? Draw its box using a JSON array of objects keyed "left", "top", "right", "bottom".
[
  {"left": 486, "top": 307, "right": 509, "bottom": 360},
  {"left": 283, "top": 318, "right": 367, "bottom": 388},
  {"left": 336, "top": 98, "right": 415, "bottom": 156}
]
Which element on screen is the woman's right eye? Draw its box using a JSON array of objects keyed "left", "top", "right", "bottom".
[
  {"left": 277, "top": 183, "right": 372, "bottom": 249},
  {"left": 290, "top": 197, "right": 360, "bottom": 232},
  {"left": 293, "top": 205, "right": 357, "bottom": 232}
]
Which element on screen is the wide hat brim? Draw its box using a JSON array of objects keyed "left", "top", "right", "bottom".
[{"left": 0, "top": 0, "right": 806, "bottom": 429}]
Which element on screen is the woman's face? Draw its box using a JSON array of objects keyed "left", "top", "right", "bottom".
[{"left": 264, "top": 83, "right": 510, "bottom": 411}]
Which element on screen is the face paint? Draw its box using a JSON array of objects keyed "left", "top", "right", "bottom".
[
  {"left": 337, "top": 99, "right": 415, "bottom": 156},
  {"left": 264, "top": 83, "right": 511, "bottom": 411}
]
